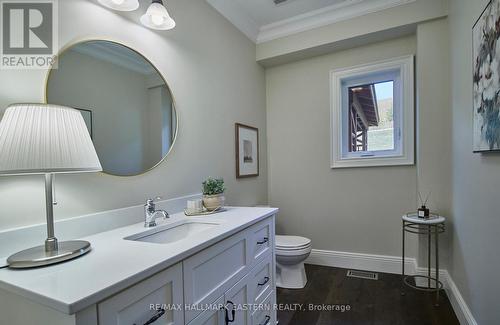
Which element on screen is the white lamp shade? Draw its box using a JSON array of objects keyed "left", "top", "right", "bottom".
[
  {"left": 0, "top": 104, "right": 102, "bottom": 175},
  {"left": 140, "top": 1, "right": 176, "bottom": 30},
  {"left": 97, "top": 0, "right": 139, "bottom": 12}
]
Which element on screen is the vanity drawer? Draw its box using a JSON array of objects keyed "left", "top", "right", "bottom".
[
  {"left": 183, "top": 230, "right": 251, "bottom": 323},
  {"left": 251, "top": 291, "right": 276, "bottom": 325},
  {"left": 250, "top": 218, "right": 274, "bottom": 263},
  {"left": 250, "top": 254, "right": 273, "bottom": 306},
  {"left": 98, "top": 263, "right": 184, "bottom": 325}
]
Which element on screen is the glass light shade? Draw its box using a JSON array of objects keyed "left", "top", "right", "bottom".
[
  {"left": 140, "top": 2, "right": 176, "bottom": 30},
  {"left": 97, "top": 0, "right": 139, "bottom": 12},
  {"left": 0, "top": 104, "right": 102, "bottom": 175}
]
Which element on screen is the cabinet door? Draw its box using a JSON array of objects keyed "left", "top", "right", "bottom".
[
  {"left": 98, "top": 263, "right": 183, "bottom": 325},
  {"left": 188, "top": 296, "right": 225, "bottom": 325},
  {"left": 224, "top": 274, "right": 252, "bottom": 325}
]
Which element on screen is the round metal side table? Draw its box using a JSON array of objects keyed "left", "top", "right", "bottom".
[{"left": 401, "top": 213, "right": 445, "bottom": 306}]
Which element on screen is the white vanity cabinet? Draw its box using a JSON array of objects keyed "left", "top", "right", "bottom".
[{"left": 0, "top": 213, "right": 277, "bottom": 325}]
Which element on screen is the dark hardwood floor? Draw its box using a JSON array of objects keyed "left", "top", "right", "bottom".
[{"left": 277, "top": 264, "right": 459, "bottom": 325}]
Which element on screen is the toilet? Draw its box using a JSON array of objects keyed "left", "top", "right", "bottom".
[{"left": 275, "top": 235, "right": 312, "bottom": 289}]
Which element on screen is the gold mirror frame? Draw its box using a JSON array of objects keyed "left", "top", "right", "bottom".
[{"left": 44, "top": 38, "right": 179, "bottom": 177}]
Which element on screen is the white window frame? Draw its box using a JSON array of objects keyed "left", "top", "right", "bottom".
[{"left": 330, "top": 55, "right": 414, "bottom": 168}]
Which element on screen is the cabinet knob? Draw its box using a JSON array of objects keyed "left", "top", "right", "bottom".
[
  {"left": 257, "top": 237, "right": 269, "bottom": 245},
  {"left": 133, "top": 307, "right": 166, "bottom": 325},
  {"left": 225, "top": 300, "right": 236, "bottom": 324},
  {"left": 258, "top": 276, "right": 270, "bottom": 286},
  {"left": 259, "top": 315, "right": 271, "bottom": 325}
]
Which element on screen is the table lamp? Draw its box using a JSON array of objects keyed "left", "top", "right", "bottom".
[{"left": 0, "top": 103, "right": 102, "bottom": 268}]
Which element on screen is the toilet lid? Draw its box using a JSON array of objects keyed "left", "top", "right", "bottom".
[{"left": 276, "top": 235, "right": 311, "bottom": 249}]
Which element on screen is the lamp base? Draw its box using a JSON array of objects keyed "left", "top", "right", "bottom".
[{"left": 7, "top": 240, "right": 91, "bottom": 269}]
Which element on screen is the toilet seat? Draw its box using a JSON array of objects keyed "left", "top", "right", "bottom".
[
  {"left": 276, "top": 235, "right": 312, "bottom": 256},
  {"left": 276, "top": 235, "right": 311, "bottom": 250},
  {"left": 275, "top": 246, "right": 311, "bottom": 256}
]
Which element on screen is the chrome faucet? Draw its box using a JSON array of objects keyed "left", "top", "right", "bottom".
[{"left": 144, "top": 197, "right": 169, "bottom": 227}]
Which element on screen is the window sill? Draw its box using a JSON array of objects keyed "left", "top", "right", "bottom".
[{"left": 331, "top": 154, "right": 414, "bottom": 169}]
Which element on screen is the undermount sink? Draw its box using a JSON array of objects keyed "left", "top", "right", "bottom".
[{"left": 125, "top": 220, "right": 221, "bottom": 244}]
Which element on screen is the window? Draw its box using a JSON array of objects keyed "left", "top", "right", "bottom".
[{"left": 330, "top": 56, "right": 414, "bottom": 168}]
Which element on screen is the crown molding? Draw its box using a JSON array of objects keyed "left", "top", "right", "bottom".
[
  {"left": 257, "top": 0, "right": 416, "bottom": 43},
  {"left": 206, "top": 0, "right": 416, "bottom": 44}
]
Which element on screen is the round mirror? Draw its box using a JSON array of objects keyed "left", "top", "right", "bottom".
[{"left": 45, "top": 40, "right": 177, "bottom": 176}]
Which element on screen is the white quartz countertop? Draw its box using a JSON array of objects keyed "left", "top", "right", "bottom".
[{"left": 0, "top": 207, "right": 278, "bottom": 314}]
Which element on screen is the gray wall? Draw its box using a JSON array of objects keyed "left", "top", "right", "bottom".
[
  {"left": 266, "top": 20, "right": 452, "bottom": 263},
  {"left": 449, "top": 0, "right": 500, "bottom": 323},
  {"left": 415, "top": 19, "right": 452, "bottom": 268},
  {"left": 266, "top": 36, "right": 419, "bottom": 258},
  {"left": 0, "top": 0, "right": 268, "bottom": 231}
]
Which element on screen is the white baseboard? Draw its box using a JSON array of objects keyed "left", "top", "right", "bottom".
[
  {"left": 440, "top": 270, "right": 478, "bottom": 325},
  {"left": 306, "top": 249, "right": 477, "bottom": 325},
  {"left": 306, "top": 248, "right": 417, "bottom": 275}
]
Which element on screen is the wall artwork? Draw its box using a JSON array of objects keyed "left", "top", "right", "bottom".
[
  {"left": 235, "top": 123, "right": 259, "bottom": 178},
  {"left": 473, "top": 0, "right": 500, "bottom": 152}
]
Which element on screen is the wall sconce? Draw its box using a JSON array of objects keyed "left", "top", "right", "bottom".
[
  {"left": 97, "top": 0, "right": 176, "bottom": 30},
  {"left": 140, "top": 0, "right": 176, "bottom": 30}
]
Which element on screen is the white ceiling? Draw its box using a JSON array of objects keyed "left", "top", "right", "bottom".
[
  {"left": 233, "top": 0, "right": 345, "bottom": 26},
  {"left": 206, "top": 0, "right": 415, "bottom": 43}
]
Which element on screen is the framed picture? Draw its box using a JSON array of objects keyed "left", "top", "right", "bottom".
[
  {"left": 76, "top": 108, "right": 93, "bottom": 140},
  {"left": 235, "top": 123, "right": 259, "bottom": 178},
  {"left": 473, "top": 0, "right": 500, "bottom": 152}
]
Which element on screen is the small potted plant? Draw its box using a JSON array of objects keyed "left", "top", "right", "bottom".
[{"left": 202, "top": 177, "right": 226, "bottom": 211}]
